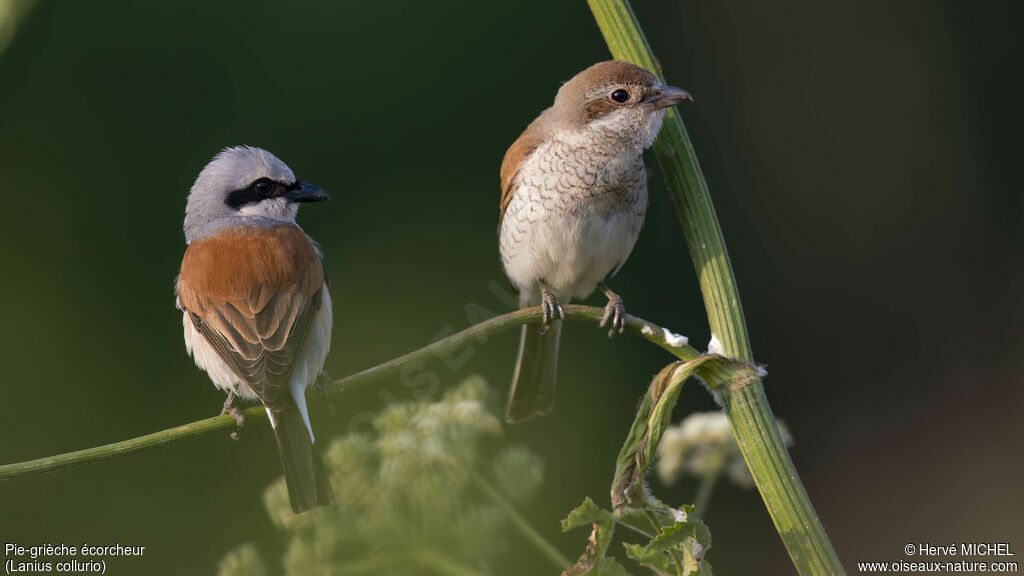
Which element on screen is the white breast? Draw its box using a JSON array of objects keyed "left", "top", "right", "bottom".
[{"left": 499, "top": 129, "right": 648, "bottom": 303}]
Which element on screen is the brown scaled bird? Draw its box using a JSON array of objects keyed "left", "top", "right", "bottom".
[{"left": 498, "top": 61, "right": 692, "bottom": 422}]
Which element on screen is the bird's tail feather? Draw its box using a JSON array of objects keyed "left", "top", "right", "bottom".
[
  {"left": 506, "top": 319, "right": 561, "bottom": 423},
  {"left": 270, "top": 408, "right": 334, "bottom": 514}
]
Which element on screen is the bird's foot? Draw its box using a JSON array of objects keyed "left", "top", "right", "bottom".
[
  {"left": 540, "top": 287, "right": 564, "bottom": 335},
  {"left": 599, "top": 283, "right": 627, "bottom": 338},
  {"left": 221, "top": 393, "right": 246, "bottom": 441},
  {"left": 316, "top": 370, "right": 336, "bottom": 416}
]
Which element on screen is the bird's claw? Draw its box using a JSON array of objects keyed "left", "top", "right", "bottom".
[
  {"left": 540, "top": 290, "right": 564, "bottom": 335},
  {"left": 221, "top": 393, "right": 246, "bottom": 441},
  {"left": 599, "top": 294, "right": 626, "bottom": 338},
  {"left": 316, "top": 371, "right": 336, "bottom": 416}
]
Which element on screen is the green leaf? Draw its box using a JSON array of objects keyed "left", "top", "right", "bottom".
[
  {"left": 624, "top": 519, "right": 713, "bottom": 576},
  {"left": 562, "top": 499, "right": 620, "bottom": 576},
  {"left": 611, "top": 356, "right": 762, "bottom": 512},
  {"left": 562, "top": 497, "right": 614, "bottom": 532},
  {"left": 623, "top": 542, "right": 674, "bottom": 576},
  {"left": 597, "top": 557, "right": 632, "bottom": 576},
  {"left": 647, "top": 522, "right": 693, "bottom": 553},
  {"left": 682, "top": 536, "right": 712, "bottom": 576},
  {"left": 646, "top": 520, "right": 711, "bottom": 554},
  {"left": 682, "top": 547, "right": 699, "bottom": 576},
  {"left": 690, "top": 520, "right": 712, "bottom": 551}
]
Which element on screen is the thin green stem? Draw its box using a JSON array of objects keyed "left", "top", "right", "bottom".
[
  {"left": 408, "top": 547, "right": 489, "bottom": 576},
  {"left": 334, "top": 556, "right": 395, "bottom": 575},
  {"left": 614, "top": 518, "right": 655, "bottom": 540},
  {"left": 469, "top": 470, "right": 570, "bottom": 571},
  {"left": 587, "top": 1, "right": 846, "bottom": 574},
  {"left": 0, "top": 305, "right": 699, "bottom": 482},
  {"left": 644, "top": 508, "right": 683, "bottom": 576},
  {"left": 0, "top": 0, "right": 38, "bottom": 57},
  {"left": 324, "top": 305, "right": 698, "bottom": 397},
  {"left": 641, "top": 507, "right": 661, "bottom": 534},
  {"left": 691, "top": 468, "right": 720, "bottom": 520}
]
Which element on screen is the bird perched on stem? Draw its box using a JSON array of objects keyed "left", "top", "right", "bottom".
[
  {"left": 176, "top": 146, "right": 334, "bottom": 513},
  {"left": 499, "top": 61, "right": 692, "bottom": 422}
]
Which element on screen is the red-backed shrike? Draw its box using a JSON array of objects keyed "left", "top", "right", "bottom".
[
  {"left": 176, "top": 146, "right": 334, "bottom": 513},
  {"left": 498, "top": 61, "right": 691, "bottom": 422}
]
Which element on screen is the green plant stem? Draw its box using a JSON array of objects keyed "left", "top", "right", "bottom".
[
  {"left": 691, "top": 468, "right": 720, "bottom": 520},
  {"left": 614, "top": 518, "right": 655, "bottom": 540},
  {"left": 643, "top": 508, "right": 684, "bottom": 576},
  {"left": 334, "top": 556, "right": 395, "bottom": 575},
  {"left": 0, "top": 305, "right": 699, "bottom": 482},
  {"left": 408, "top": 547, "right": 489, "bottom": 576},
  {"left": 587, "top": 1, "right": 846, "bottom": 574},
  {"left": 587, "top": 0, "right": 751, "bottom": 362},
  {"left": 323, "top": 306, "right": 697, "bottom": 396},
  {"left": 0, "top": 0, "right": 38, "bottom": 57},
  {"left": 469, "top": 470, "right": 571, "bottom": 571}
]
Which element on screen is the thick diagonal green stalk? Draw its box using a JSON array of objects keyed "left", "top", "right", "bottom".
[{"left": 587, "top": 1, "right": 846, "bottom": 574}]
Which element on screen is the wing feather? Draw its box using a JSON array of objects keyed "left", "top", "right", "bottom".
[
  {"left": 178, "top": 225, "right": 326, "bottom": 410},
  {"left": 499, "top": 115, "right": 549, "bottom": 224}
]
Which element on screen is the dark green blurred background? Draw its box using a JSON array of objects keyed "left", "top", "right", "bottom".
[{"left": 2, "top": 1, "right": 1022, "bottom": 573}]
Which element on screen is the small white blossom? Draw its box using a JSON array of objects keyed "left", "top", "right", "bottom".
[{"left": 657, "top": 411, "right": 793, "bottom": 489}]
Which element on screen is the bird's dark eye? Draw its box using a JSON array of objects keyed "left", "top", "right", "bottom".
[
  {"left": 611, "top": 89, "right": 630, "bottom": 103},
  {"left": 253, "top": 180, "right": 272, "bottom": 195}
]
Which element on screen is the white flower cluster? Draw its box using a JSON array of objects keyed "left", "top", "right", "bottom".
[
  {"left": 219, "top": 375, "right": 544, "bottom": 576},
  {"left": 657, "top": 411, "right": 793, "bottom": 489}
]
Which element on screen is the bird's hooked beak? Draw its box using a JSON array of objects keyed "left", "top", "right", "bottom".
[
  {"left": 282, "top": 182, "right": 330, "bottom": 203},
  {"left": 644, "top": 85, "right": 693, "bottom": 109}
]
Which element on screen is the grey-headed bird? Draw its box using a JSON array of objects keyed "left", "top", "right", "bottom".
[
  {"left": 176, "top": 146, "right": 334, "bottom": 513},
  {"left": 499, "top": 61, "right": 692, "bottom": 422}
]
